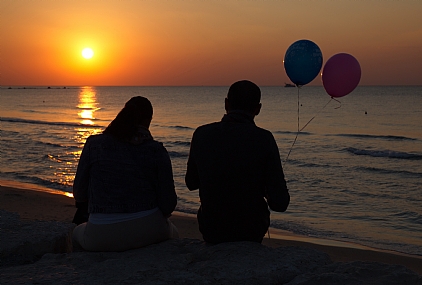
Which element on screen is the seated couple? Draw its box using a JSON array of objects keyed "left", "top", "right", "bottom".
[{"left": 72, "top": 80, "right": 290, "bottom": 252}]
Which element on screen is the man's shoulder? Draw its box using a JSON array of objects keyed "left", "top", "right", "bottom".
[
  {"left": 249, "top": 126, "right": 276, "bottom": 144},
  {"left": 146, "top": 139, "right": 167, "bottom": 150},
  {"left": 254, "top": 125, "right": 274, "bottom": 137},
  {"left": 193, "top": 122, "right": 221, "bottom": 134},
  {"left": 195, "top": 121, "right": 272, "bottom": 132},
  {"left": 194, "top": 121, "right": 275, "bottom": 140},
  {"left": 196, "top": 121, "right": 220, "bottom": 129}
]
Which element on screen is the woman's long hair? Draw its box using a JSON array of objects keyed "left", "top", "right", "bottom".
[{"left": 103, "top": 96, "right": 153, "bottom": 141}]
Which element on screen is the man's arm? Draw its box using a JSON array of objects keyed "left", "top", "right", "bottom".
[
  {"left": 265, "top": 135, "right": 290, "bottom": 212},
  {"left": 185, "top": 134, "right": 200, "bottom": 190}
]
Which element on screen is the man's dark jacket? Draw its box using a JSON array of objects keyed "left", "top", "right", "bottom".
[{"left": 185, "top": 111, "right": 290, "bottom": 243}]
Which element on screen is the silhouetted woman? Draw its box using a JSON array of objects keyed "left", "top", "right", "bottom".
[{"left": 72, "top": 96, "right": 178, "bottom": 251}]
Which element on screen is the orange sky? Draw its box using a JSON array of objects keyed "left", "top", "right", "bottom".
[{"left": 1, "top": 0, "right": 421, "bottom": 86}]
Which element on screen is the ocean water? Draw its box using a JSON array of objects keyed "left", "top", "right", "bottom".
[{"left": 1, "top": 85, "right": 421, "bottom": 256}]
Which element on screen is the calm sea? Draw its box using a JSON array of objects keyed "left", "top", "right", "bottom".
[{"left": 1, "top": 85, "right": 421, "bottom": 256}]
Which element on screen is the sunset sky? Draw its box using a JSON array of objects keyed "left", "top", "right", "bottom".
[{"left": 1, "top": 0, "right": 421, "bottom": 86}]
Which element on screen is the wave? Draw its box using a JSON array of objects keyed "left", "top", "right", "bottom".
[
  {"left": 283, "top": 159, "right": 330, "bottom": 169},
  {"left": 274, "top": 130, "right": 312, "bottom": 135},
  {"left": 1, "top": 130, "right": 81, "bottom": 150},
  {"left": 174, "top": 206, "right": 198, "bottom": 215},
  {"left": 39, "top": 141, "right": 77, "bottom": 149},
  {"left": 345, "top": 147, "right": 422, "bottom": 160},
  {"left": 166, "top": 140, "right": 191, "bottom": 147},
  {"left": 0, "top": 129, "right": 19, "bottom": 136},
  {"left": 168, "top": 125, "right": 194, "bottom": 130},
  {"left": 391, "top": 211, "right": 422, "bottom": 224},
  {"left": 0, "top": 172, "right": 72, "bottom": 192},
  {"left": 0, "top": 117, "right": 104, "bottom": 128},
  {"left": 354, "top": 166, "right": 422, "bottom": 179},
  {"left": 77, "top": 107, "right": 101, "bottom": 111},
  {"left": 335, "top": 133, "right": 417, "bottom": 141},
  {"left": 22, "top": 109, "right": 63, "bottom": 115},
  {"left": 168, "top": 151, "right": 189, "bottom": 158}
]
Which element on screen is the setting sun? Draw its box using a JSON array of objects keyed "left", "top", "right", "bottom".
[{"left": 81, "top": 48, "right": 94, "bottom": 59}]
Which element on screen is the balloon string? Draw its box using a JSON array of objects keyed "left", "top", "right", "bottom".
[
  {"left": 284, "top": 94, "right": 340, "bottom": 165},
  {"left": 284, "top": 87, "right": 301, "bottom": 164},
  {"left": 331, "top": 97, "right": 342, "bottom": 109},
  {"left": 298, "top": 97, "right": 335, "bottom": 132}
]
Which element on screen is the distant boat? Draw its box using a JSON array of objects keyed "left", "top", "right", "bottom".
[{"left": 284, "top": 83, "right": 295, "bottom": 87}]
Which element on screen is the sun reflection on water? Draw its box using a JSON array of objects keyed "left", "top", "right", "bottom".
[
  {"left": 78, "top": 86, "right": 99, "bottom": 126},
  {"left": 75, "top": 87, "right": 103, "bottom": 145},
  {"left": 72, "top": 87, "right": 104, "bottom": 171},
  {"left": 47, "top": 87, "right": 106, "bottom": 190}
]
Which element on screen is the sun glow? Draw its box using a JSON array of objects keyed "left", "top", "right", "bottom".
[{"left": 82, "top": 47, "right": 94, "bottom": 59}]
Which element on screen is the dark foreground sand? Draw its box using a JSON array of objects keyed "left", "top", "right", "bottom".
[{"left": 1, "top": 181, "right": 421, "bottom": 275}]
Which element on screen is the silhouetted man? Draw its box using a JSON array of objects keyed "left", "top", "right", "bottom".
[{"left": 185, "top": 80, "right": 290, "bottom": 243}]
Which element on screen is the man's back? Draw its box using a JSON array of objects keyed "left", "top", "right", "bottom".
[{"left": 185, "top": 111, "right": 289, "bottom": 243}]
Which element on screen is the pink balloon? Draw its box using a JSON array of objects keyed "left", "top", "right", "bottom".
[{"left": 322, "top": 53, "right": 361, "bottom": 98}]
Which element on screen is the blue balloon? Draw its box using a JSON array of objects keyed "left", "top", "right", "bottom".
[{"left": 284, "top": 40, "right": 323, "bottom": 86}]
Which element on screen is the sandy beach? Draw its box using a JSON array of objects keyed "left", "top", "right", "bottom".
[{"left": 1, "top": 180, "right": 421, "bottom": 275}]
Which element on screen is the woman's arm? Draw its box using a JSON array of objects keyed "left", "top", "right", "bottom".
[
  {"left": 155, "top": 144, "right": 177, "bottom": 216},
  {"left": 73, "top": 137, "right": 92, "bottom": 204}
]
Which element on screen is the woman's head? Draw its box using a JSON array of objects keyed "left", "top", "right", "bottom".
[
  {"left": 103, "top": 96, "right": 153, "bottom": 140},
  {"left": 124, "top": 96, "right": 153, "bottom": 125}
]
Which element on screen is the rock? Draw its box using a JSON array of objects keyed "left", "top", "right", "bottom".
[
  {"left": 286, "top": 261, "right": 422, "bottom": 285},
  {"left": 0, "top": 238, "right": 333, "bottom": 284},
  {"left": 187, "top": 242, "right": 331, "bottom": 284},
  {"left": 0, "top": 210, "right": 73, "bottom": 267},
  {"left": 1, "top": 210, "right": 421, "bottom": 284}
]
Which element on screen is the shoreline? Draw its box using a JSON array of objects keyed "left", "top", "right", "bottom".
[{"left": 1, "top": 179, "right": 421, "bottom": 275}]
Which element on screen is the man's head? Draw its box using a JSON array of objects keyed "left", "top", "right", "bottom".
[{"left": 225, "top": 80, "right": 261, "bottom": 116}]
